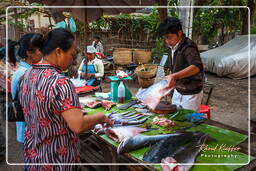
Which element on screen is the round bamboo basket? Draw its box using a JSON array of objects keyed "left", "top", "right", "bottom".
[
  {"left": 133, "top": 49, "right": 152, "bottom": 64},
  {"left": 135, "top": 64, "right": 157, "bottom": 79},
  {"left": 138, "top": 77, "right": 155, "bottom": 88},
  {"left": 113, "top": 49, "right": 133, "bottom": 65}
]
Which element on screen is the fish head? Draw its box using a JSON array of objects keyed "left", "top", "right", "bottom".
[
  {"left": 161, "top": 157, "right": 185, "bottom": 171},
  {"left": 105, "top": 128, "right": 119, "bottom": 142}
]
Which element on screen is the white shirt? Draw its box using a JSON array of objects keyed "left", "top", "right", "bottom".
[
  {"left": 78, "top": 58, "right": 104, "bottom": 78},
  {"left": 169, "top": 40, "right": 181, "bottom": 63}
]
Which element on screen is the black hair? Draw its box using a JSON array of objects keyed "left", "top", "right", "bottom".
[
  {"left": 158, "top": 17, "right": 183, "bottom": 37},
  {"left": 8, "top": 33, "right": 42, "bottom": 66},
  {"left": 93, "top": 36, "right": 100, "bottom": 40},
  {"left": 32, "top": 28, "right": 75, "bottom": 56}
]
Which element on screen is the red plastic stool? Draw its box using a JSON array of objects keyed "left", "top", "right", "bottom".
[{"left": 200, "top": 104, "right": 211, "bottom": 119}]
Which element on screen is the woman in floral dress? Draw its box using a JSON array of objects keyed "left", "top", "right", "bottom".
[{"left": 18, "top": 28, "right": 112, "bottom": 171}]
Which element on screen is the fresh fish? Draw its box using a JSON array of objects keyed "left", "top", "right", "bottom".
[
  {"left": 107, "top": 111, "right": 132, "bottom": 118},
  {"left": 118, "top": 100, "right": 138, "bottom": 110},
  {"left": 132, "top": 103, "right": 147, "bottom": 109},
  {"left": 161, "top": 133, "right": 210, "bottom": 171},
  {"left": 136, "top": 80, "right": 173, "bottom": 110},
  {"left": 94, "top": 123, "right": 142, "bottom": 135},
  {"left": 105, "top": 126, "right": 150, "bottom": 142},
  {"left": 143, "top": 132, "right": 196, "bottom": 163},
  {"left": 135, "top": 108, "right": 149, "bottom": 113},
  {"left": 122, "top": 111, "right": 137, "bottom": 117},
  {"left": 113, "top": 116, "right": 150, "bottom": 125},
  {"left": 123, "top": 114, "right": 145, "bottom": 120},
  {"left": 117, "top": 133, "right": 186, "bottom": 154},
  {"left": 108, "top": 112, "right": 138, "bottom": 120}
]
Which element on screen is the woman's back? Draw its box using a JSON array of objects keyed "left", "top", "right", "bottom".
[{"left": 18, "top": 63, "right": 81, "bottom": 169}]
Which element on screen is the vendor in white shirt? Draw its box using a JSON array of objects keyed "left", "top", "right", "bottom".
[{"left": 78, "top": 46, "right": 104, "bottom": 86}]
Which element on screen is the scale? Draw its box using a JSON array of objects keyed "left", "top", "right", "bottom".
[{"left": 108, "top": 76, "right": 132, "bottom": 102}]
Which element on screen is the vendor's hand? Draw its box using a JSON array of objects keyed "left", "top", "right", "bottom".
[
  {"left": 164, "top": 74, "right": 176, "bottom": 88},
  {"left": 80, "top": 73, "right": 94, "bottom": 79},
  {"left": 101, "top": 115, "right": 114, "bottom": 127},
  {"left": 86, "top": 73, "right": 95, "bottom": 78}
]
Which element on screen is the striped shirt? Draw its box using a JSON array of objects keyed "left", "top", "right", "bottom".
[{"left": 18, "top": 64, "right": 81, "bottom": 171}]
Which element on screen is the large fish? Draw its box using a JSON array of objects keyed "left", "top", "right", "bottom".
[
  {"left": 117, "top": 133, "right": 187, "bottom": 154},
  {"left": 136, "top": 80, "right": 173, "bottom": 110},
  {"left": 143, "top": 132, "right": 196, "bottom": 163},
  {"left": 105, "top": 126, "right": 150, "bottom": 142},
  {"left": 161, "top": 133, "right": 210, "bottom": 171}
]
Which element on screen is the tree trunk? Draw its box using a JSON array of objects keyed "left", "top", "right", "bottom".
[
  {"left": 248, "top": 0, "right": 256, "bottom": 27},
  {"left": 159, "top": 0, "right": 167, "bottom": 22},
  {"left": 241, "top": 8, "right": 249, "bottom": 35},
  {"left": 84, "top": 0, "right": 89, "bottom": 51}
]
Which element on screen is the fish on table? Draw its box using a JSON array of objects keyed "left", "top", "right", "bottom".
[
  {"left": 143, "top": 132, "right": 198, "bottom": 163},
  {"left": 136, "top": 80, "right": 173, "bottom": 110},
  {"left": 117, "top": 100, "right": 138, "bottom": 110},
  {"left": 161, "top": 133, "right": 210, "bottom": 171},
  {"left": 117, "top": 133, "right": 188, "bottom": 154},
  {"left": 105, "top": 126, "right": 151, "bottom": 143}
]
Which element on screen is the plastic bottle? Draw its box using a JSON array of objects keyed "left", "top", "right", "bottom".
[{"left": 118, "top": 81, "right": 125, "bottom": 103}]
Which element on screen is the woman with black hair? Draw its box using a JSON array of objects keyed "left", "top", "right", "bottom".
[
  {"left": 10, "top": 33, "right": 43, "bottom": 153},
  {"left": 18, "top": 28, "right": 112, "bottom": 170}
]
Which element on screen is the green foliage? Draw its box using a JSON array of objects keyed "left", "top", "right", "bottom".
[
  {"left": 87, "top": 8, "right": 167, "bottom": 61},
  {"left": 151, "top": 37, "right": 166, "bottom": 61},
  {"left": 88, "top": 8, "right": 160, "bottom": 36},
  {"left": 252, "top": 25, "right": 256, "bottom": 34},
  {"left": 1, "top": 8, "right": 40, "bottom": 30},
  {"left": 193, "top": 8, "right": 241, "bottom": 45}
]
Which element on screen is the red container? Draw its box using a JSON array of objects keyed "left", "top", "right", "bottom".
[{"left": 200, "top": 104, "right": 211, "bottom": 120}]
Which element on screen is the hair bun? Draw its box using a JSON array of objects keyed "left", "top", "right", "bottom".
[{"left": 31, "top": 33, "right": 44, "bottom": 49}]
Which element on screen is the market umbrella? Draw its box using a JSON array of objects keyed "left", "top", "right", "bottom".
[{"left": 27, "top": 0, "right": 158, "bottom": 23}]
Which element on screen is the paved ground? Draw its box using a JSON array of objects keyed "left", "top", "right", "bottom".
[{"left": 0, "top": 73, "right": 255, "bottom": 170}]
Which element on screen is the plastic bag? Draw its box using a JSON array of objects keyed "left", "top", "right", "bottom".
[{"left": 136, "top": 80, "right": 172, "bottom": 110}]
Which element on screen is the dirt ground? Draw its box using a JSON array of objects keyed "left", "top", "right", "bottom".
[{"left": 0, "top": 72, "right": 255, "bottom": 170}]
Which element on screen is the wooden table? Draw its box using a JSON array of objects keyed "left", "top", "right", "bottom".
[{"left": 79, "top": 119, "right": 256, "bottom": 171}]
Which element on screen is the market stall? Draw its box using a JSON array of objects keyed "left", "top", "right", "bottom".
[{"left": 78, "top": 92, "right": 256, "bottom": 171}]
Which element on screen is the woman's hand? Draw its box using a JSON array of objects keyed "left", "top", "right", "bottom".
[{"left": 100, "top": 114, "right": 114, "bottom": 127}]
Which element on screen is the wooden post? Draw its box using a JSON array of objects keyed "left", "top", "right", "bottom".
[
  {"left": 14, "top": 8, "right": 19, "bottom": 40},
  {"left": 159, "top": 0, "right": 167, "bottom": 22},
  {"left": 84, "top": 0, "right": 89, "bottom": 51}
]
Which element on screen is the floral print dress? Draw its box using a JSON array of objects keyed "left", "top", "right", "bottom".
[{"left": 18, "top": 64, "right": 81, "bottom": 171}]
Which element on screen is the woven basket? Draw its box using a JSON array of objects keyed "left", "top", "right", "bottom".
[
  {"left": 133, "top": 49, "right": 152, "bottom": 64},
  {"left": 113, "top": 49, "right": 133, "bottom": 65},
  {"left": 114, "top": 48, "right": 132, "bottom": 51},
  {"left": 135, "top": 64, "right": 157, "bottom": 79},
  {"left": 138, "top": 77, "right": 155, "bottom": 88}
]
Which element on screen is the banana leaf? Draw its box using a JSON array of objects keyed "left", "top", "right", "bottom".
[{"left": 85, "top": 106, "right": 253, "bottom": 171}]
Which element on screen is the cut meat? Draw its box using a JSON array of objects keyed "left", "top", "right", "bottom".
[
  {"left": 101, "top": 100, "right": 116, "bottom": 110},
  {"left": 86, "top": 101, "right": 102, "bottom": 108},
  {"left": 153, "top": 116, "right": 175, "bottom": 127}
]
